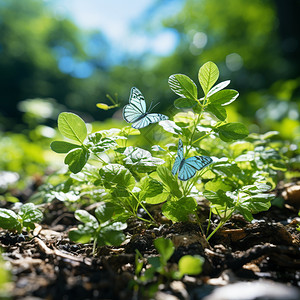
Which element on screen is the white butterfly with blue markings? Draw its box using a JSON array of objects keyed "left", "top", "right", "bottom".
[
  {"left": 123, "top": 87, "right": 169, "bottom": 129},
  {"left": 172, "top": 139, "right": 213, "bottom": 181}
]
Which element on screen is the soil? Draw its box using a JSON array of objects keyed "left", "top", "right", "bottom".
[{"left": 1, "top": 182, "right": 300, "bottom": 300}]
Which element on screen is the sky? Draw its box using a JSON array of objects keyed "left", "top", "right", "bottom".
[{"left": 52, "top": 0, "right": 182, "bottom": 57}]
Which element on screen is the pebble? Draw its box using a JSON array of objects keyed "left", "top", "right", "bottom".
[{"left": 202, "top": 280, "right": 300, "bottom": 300}]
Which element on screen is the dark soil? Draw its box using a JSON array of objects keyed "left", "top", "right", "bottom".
[{"left": 1, "top": 182, "right": 300, "bottom": 300}]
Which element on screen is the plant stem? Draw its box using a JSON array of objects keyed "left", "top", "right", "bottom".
[
  {"left": 206, "top": 211, "right": 233, "bottom": 241},
  {"left": 192, "top": 132, "right": 211, "bottom": 146},
  {"left": 92, "top": 238, "right": 97, "bottom": 256},
  {"left": 194, "top": 212, "right": 205, "bottom": 236},
  {"left": 94, "top": 152, "right": 107, "bottom": 164},
  {"left": 129, "top": 191, "right": 157, "bottom": 224},
  {"left": 185, "top": 113, "right": 202, "bottom": 157},
  {"left": 206, "top": 207, "right": 212, "bottom": 236}
]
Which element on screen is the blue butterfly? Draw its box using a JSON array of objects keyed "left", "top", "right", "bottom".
[
  {"left": 172, "top": 139, "right": 213, "bottom": 181},
  {"left": 123, "top": 87, "right": 168, "bottom": 129}
]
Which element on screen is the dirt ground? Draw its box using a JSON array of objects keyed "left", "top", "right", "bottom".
[{"left": 1, "top": 182, "right": 300, "bottom": 300}]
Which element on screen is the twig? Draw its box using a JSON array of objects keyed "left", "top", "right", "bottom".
[{"left": 33, "top": 237, "right": 92, "bottom": 266}]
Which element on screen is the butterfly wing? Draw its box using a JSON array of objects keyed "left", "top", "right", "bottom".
[
  {"left": 178, "top": 155, "right": 213, "bottom": 181},
  {"left": 123, "top": 87, "right": 168, "bottom": 129},
  {"left": 123, "top": 87, "right": 146, "bottom": 123},
  {"left": 172, "top": 139, "right": 184, "bottom": 175},
  {"left": 131, "top": 113, "right": 168, "bottom": 129},
  {"left": 131, "top": 116, "right": 151, "bottom": 129},
  {"left": 147, "top": 113, "right": 169, "bottom": 124}
]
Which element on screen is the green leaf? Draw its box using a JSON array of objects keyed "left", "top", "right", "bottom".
[
  {"left": 87, "top": 136, "right": 118, "bottom": 153},
  {"left": 52, "top": 191, "right": 80, "bottom": 202},
  {"left": 58, "top": 112, "right": 87, "bottom": 143},
  {"left": 212, "top": 163, "right": 242, "bottom": 178},
  {"left": 154, "top": 237, "right": 175, "bottom": 263},
  {"left": 261, "top": 149, "right": 281, "bottom": 161},
  {"left": 105, "top": 221, "right": 127, "bottom": 231},
  {"left": 144, "top": 192, "right": 170, "bottom": 204},
  {"left": 99, "top": 164, "right": 135, "bottom": 188},
  {"left": 198, "top": 62, "right": 219, "bottom": 96},
  {"left": 207, "top": 80, "right": 230, "bottom": 97},
  {"left": 250, "top": 194, "right": 273, "bottom": 212},
  {"left": 162, "top": 197, "right": 197, "bottom": 222},
  {"left": 261, "top": 131, "right": 280, "bottom": 140},
  {"left": 241, "top": 183, "right": 271, "bottom": 194},
  {"left": 95, "top": 203, "right": 114, "bottom": 224},
  {"left": 123, "top": 147, "right": 165, "bottom": 173},
  {"left": 159, "top": 120, "right": 182, "bottom": 135},
  {"left": 0, "top": 208, "right": 20, "bottom": 230},
  {"left": 206, "top": 103, "right": 227, "bottom": 121},
  {"left": 19, "top": 203, "right": 43, "bottom": 228},
  {"left": 64, "top": 148, "right": 90, "bottom": 173},
  {"left": 204, "top": 180, "right": 232, "bottom": 193},
  {"left": 148, "top": 256, "right": 161, "bottom": 270},
  {"left": 69, "top": 227, "right": 92, "bottom": 244},
  {"left": 235, "top": 152, "right": 255, "bottom": 162},
  {"left": 112, "top": 187, "right": 131, "bottom": 198},
  {"left": 174, "top": 111, "right": 196, "bottom": 127},
  {"left": 152, "top": 145, "right": 166, "bottom": 152},
  {"left": 139, "top": 177, "right": 164, "bottom": 199},
  {"left": 216, "top": 122, "right": 249, "bottom": 141},
  {"left": 235, "top": 192, "right": 273, "bottom": 221},
  {"left": 174, "top": 98, "right": 196, "bottom": 109},
  {"left": 168, "top": 74, "right": 198, "bottom": 100},
  {"left": 229, "top": 141, "right": 254, "bottom": 158},
  {"left": 156, "top": 166, "right": 182, "bottom": 198},
  {"left": 74, "top": 210, "right": 98, "bottom": 228},
  {"left": 209, "top": 89, "right": 239, "bottom": 106},
  {"left": 178, "top": 255, "right": 204, "bottom": 276},
  {"left": 203, "top": 190, "right": 235, "bottom": 208},
  {"left": 120, "top": 126, "right": 140, "bottom": 136},
  {"left": 98, "top": 228, "right": 125, "bottom": 246},
  {"left": 237, "top": 204, "right": 253, "bottom": 222},
  {"left": 50, "top": 141, "right": 80, "bottom": 153},
  {"left": 96, "top": 103, "right": 118, "bottom": 110},
  {"left": 241, "top": 193, "right": 273, "bottom": 213}
]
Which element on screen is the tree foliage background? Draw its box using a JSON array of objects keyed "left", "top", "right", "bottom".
[{"left": 0, "top": 0, "right": 299, "bottom": 140}]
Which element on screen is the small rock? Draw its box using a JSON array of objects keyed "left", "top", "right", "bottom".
[
  {"left": 283, "top": 184, "right": 300, "bottom": 208},
  {"left": 155, "top": 291, "right": 180, "bottom": 300},
  {"left": 202, "top": 280, "right": 300, "bottom": 300}
]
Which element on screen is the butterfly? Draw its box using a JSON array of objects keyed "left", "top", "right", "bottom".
[
  {"left": 172, "top": 139, "right": 213, "bottom": 181},
  {"left": 123, "top": 87, "right": 169, "bottom": 129}
]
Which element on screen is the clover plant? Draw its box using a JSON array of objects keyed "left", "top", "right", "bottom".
[
  {"left": 0, "top": 203, "right": 43, "bottom": 233},
  {"left": 47, "top": 61, "right": 285, "bottom": 242},
  {"left": 68, "top": 202, "right": 127, "bottom": 254}
]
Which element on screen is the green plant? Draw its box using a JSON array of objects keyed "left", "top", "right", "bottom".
[
  {"left": 145, "top": 237, "right": 203, "bottom": 280},
  {"left": 154, "top": 62, "right": 280, "bottom": 238},
  {"left": 68, "top": 202, "right": 127, "bottom": 254},
  {"left": 0, "top": 203, "right": 43, "bottom": 233},
  {"left": 48, "top": 61, "right": 285, "bottom": 243},
  {"left": 133, "top": 237, "right": 203, "bottom": 296}
]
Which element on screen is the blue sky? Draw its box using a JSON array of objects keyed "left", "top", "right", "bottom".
[{"left": 52, "top": 0, "right": 182, "bottom": 57}]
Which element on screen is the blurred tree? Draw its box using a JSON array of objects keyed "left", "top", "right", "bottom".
[
  {"left": 146, "top": 0, "right": 300, "bottom": 123},
  {"left": 0, "top": 0, "right": 298, "bottom": 133},
  {"left": 274, "top": 0, "right": 300, "bottom": 75},
  {"left": 0, "top": 0, "right": 110, "bottom": 129}
]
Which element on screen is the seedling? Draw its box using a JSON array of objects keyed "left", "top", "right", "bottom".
[
  {"left": 68, "top": 202, "right": 127, "bottom": 254},
  {"left": 0, "top": 203, "right": 43, "bottom": 233},
  {"left": 134, "top": 237, "right": 204, "bottom": 295}
]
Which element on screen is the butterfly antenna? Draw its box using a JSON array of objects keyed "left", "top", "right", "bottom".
[{"left": 149, "top": 101, "right": 160, "bottom": 112}]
